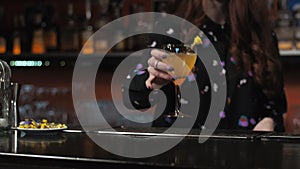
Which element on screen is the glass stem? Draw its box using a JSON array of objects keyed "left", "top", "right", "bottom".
[{"left": 175, "top": 84, "right": 181, "bottom": 116}]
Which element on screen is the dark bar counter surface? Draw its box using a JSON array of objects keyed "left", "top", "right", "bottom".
[{"left": 0, "top": 128, "right": 299, "bottom": 169}]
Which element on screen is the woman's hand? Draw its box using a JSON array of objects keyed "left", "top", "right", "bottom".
[
  {"left": 253, "top": 117, "right": 275, "bottom": 132},
  {"left": 146, "top": 49, "right": 174, "bottom": 89}
]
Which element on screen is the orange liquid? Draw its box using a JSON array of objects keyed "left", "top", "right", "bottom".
[
  {"left": 0, "top": 37, "right": 6, "bottom": 54},
  {"left": 13, "top": 37, "right": 21, "bottom": 55},
  {"left": 32, "top": 30, "right": 45, "bottom": 54},
  {"left": 278, "top": 41, "right": 293, "bottom": 50},
  {"left": 162, "top": 53, "right": 197, "bottom": 86}
]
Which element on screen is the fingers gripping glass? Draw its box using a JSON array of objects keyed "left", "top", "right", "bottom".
[{"left": 162, "top": 44, "right": 197, "bottom": 118}]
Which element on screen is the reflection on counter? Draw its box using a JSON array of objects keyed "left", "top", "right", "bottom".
[
  {"left": 0, "top": 132, "right": 10, "bottom": 152},
  {"left": 18, "top": 135, "right": 67, "bottom": 154}
]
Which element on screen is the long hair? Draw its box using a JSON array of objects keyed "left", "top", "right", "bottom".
[{"left": 174, "top": 0, "right": 283, "bottom": 98}]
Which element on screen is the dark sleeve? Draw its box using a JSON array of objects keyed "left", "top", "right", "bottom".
[
  {"left": 259, "top": 89, "right": 287, "bottom": 132},
  {"left": 124, "top": 71, "right": 151, "bottom": 109},
  {"left": 123, "top": 70, "right": 176, "bottom": 115},
  {"left": 261, "top": 32, "right": 287, "bottom": 132},
  {"left": 273, "top": 92, "right": 287, "bottom": 132}
]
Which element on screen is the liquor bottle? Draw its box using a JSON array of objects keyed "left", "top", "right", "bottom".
[
  {"left": 81, "top": 0, "right": 94, "bottom": 54},
  {"left": 12, "top": 15, "right": 21, "bottom": 55},
  {"left": 295, "top": 11, "right": 300, "bottom": 49},
  {"left": 94, "top": 14, "right": 109, "bottom": 53},
  {"left": 0, "top": 7, "right": 7, "bottom": 54},
  {"left": 19, "top": 14, "right": 29, "bottom": 53},
  {"left": 60, "top": 3, "right": 80, "bottom": 52},
  {"left": 44, "top": 11, "right": 58, "bottom": 52},
  {"left": 126, "top": 3, "right": 148, "bottom": 51},
  {"left": 31, "top": 11, "right": 46, "bottom": 54},
  {"left": 275, "top": 0, "right": 294, "bottom": 50},
  {"left": 94, "top": 0, "right": 110, "bottom": 53},
  {"left": 111, "top": 2, "right": 126, "bottom": 51},
  {"left": 0, "top": 36, "right": 6, "bottom": 54},
  {"left": 95, "top": 0, "right": 110, "bottom": 29}
]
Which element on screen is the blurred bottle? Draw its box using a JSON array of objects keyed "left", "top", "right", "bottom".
[
  {"left": 12, "top": 15, "right": 21, "bottom": 55},
  {"left": 275, "top": 0, "right": 294, "bottom": 50},
  {"left": 96, "top": 0, "right": 110, "bottom": 27},
  {"left": 31, "top": 11, "right": 46, "bottom": 54},
  {"left": 0, "top": 38, "right": 6, "bottom": 54},
  {"left": 114, "top": 30, "right": 126, "bottom": 51},
  {"left": 19, "top": 14, "right": 30, "bottom": 53},
  {"left": 294, "top": 11, "right": 300, "bottom": 49},
  {"left": 44, "top": 11, "right": 58, "bottom": 52},
  {"left": 126, "top": 3, "right": 148, "bottom": 51},
  {"left": 0, "top": 7, "right": 7, "bottom": 54},
  {"left": 81, "top": 0, "right": 94, "bottom": 54},
  {"left": 60, "top": 3, "right": 80, "bottom": 52},
  {"left": 94, "top": 0, "right": 110, "bottom": 53},
  {"left": 111, "top": 2, "right": 125, "bottom": 51},
  {"left": 155, "top": 1, "right": 168, "bottom": 13}
]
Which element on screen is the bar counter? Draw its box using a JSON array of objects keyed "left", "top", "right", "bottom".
[{"left": 0, "top": 128, "right": 299, "bottom": 169}]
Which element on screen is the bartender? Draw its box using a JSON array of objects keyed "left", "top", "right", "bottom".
[{"left": 126, "top": 0, "right": 287, "bottom": 132}]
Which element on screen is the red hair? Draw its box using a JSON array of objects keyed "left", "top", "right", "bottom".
[{"left": 174, "top": 0, "right": 283, "bottom": 98}]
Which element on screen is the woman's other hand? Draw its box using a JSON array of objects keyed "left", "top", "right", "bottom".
[{"left": 146, "top": 49, "right": 174, "bottom": 89}]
